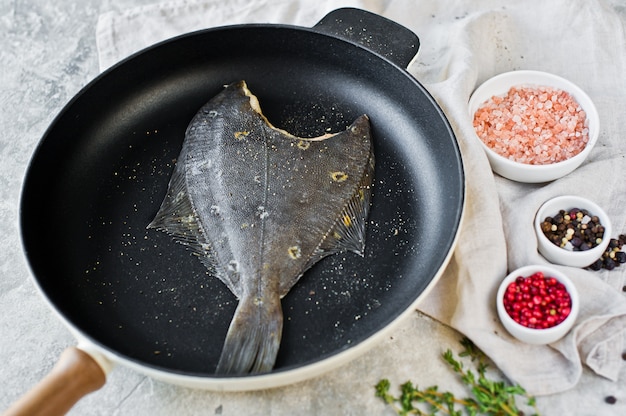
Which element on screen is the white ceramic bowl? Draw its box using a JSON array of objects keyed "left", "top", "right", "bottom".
[
  {"left": 468, "top": 70, "right": 599, "bottom": 183},
  {"left": 535, "top": 195, "right": 611, "bottom": 268},
  {"left": 496, "top": 265, "right": 579, "bottom": 345}
]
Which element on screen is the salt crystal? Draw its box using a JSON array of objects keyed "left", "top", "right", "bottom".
[{"left": 473, "top": 85, "right": 588, "bottom": 165}]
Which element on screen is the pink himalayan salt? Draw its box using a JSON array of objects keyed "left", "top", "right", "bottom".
[{"left": 473, "top": 86, "right": 589, "bottom": 165}]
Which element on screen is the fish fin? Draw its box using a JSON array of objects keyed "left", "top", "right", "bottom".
[
  {"left": 324, "top": 174, "right": 373, "bottom": 256},
  {"left": 304, "top": 148, "right": 375, "bottom": 272},
  {"left": 148, "top": 168, "right": 217, "bottom": 274},
  {"left": 215, "top": 294, "right": 283, "bottom": 374}
]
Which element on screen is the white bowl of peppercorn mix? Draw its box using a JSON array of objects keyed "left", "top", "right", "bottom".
[
  {"left": 534, "top": 195, "right": 612, "bottom": 268},
  {"left": 469, "top": 70, "right": 599, "bottom": 183},
  {"left": 497, "top": 265, "right": 579, "bottom": 345}
]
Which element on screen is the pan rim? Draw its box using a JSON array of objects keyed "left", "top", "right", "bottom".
[{"left": 19, "top": 20, "right": 465, "bottom": 390}]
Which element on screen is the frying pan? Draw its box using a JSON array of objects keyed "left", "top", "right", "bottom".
[{"left": 12, "top": 7, "right": 464, "bottom": 414}]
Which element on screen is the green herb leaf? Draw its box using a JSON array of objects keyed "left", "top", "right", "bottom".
[{"left": 375, "top": 337, "right": 541, "bottom": 416}]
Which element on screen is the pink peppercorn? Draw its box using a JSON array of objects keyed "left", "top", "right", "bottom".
[{"left": 503, "top": 271, "right": 572, "bottom": 329}]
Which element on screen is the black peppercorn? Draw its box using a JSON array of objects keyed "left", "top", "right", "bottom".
[
  {"left": 589, "top": 259, "right": 603, "bottom": 271},
  {"left": 604, "top": 258, "right": 617, "bottom": 271}
]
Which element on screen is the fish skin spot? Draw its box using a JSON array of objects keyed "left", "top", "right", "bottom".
[
  {"left": 234, "top": 131, "right": 250, "bottom": 140},
  {"left": 257, "top": 206, "right": 269, "bottom": 219},
  {"left": 174, "top": 191, "right": 185, "bottom": 202},
  {"left": 331, "top": 171, "right": 348, "bottom": 182},
  {"left": 297, "top": 140, "right": 310, "bottom": 150},
  {"left": 288, "top": 245, "right": 302, "bottom": 259},
  {"left": 343, "top": 215, "right": 352, "bottom": 227}
]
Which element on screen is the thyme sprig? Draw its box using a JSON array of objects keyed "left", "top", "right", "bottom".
[{"left": 375, "top": 338, "right": 540, "bottom": 416}]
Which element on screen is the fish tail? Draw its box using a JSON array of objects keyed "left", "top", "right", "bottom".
[{"left": 215, "top": 294, "right": 283, "bottom": 374}]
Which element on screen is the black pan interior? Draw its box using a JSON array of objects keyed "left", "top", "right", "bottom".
[{"left": 20, "top": 25, "right": 464, "bottom": 377}]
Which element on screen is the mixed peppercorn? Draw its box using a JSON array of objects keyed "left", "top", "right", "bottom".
[
  {"left": 539, "top": 207, "right": 626, "bottom": 270},
  {"left": 539, "top": 208, "right": 604, "bottom": 250}
]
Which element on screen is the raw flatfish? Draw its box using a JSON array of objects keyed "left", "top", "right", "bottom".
[{"left": 149, "top": 81, "right": 374, "bottom": 374}]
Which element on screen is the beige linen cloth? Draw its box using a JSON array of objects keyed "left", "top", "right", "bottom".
[{"left": 97, "top": 0, "right": 626, "bottom": 396}]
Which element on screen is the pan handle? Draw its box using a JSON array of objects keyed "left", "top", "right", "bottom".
[
  {"left": 313, "top": 8, "right": 420, "bottom": 69},
  {"left": 2, "top": 347, "right": 107, "bottom": 416}
]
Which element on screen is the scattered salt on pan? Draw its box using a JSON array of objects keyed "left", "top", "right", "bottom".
[{"left": 473, "top": 85, "right": 589, "bottom": 165}]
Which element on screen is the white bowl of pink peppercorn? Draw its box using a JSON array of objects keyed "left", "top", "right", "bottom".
[
  {"left": 469, "top": 70, "right": 599, "bottom": 183},
  {"left": 497, "top": 265, "right": 579, "bottom": 345},
  {"left": 534, "top": 195, "right": 612, "bottom": 268}
]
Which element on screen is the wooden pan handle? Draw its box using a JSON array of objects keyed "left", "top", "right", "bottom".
[{"left": 3, "top": 347, "right": 106, "bottom": 416}]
